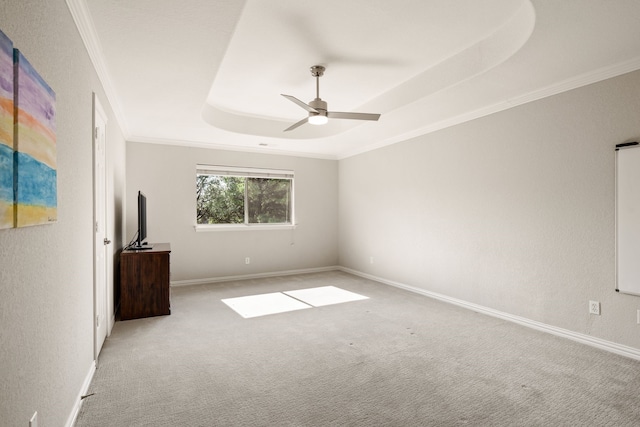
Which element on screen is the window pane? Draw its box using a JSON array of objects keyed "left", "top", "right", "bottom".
[
  {"left": 247, "top": 178, "right": 291, "bottom": 224},
  {"left": 196, "top": 175, "right": 245, "bottom": 224}
]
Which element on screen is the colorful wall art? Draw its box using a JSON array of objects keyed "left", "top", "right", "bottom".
[
  {"left": 0, "top": 29, "right": 13, "bottom": 229},
  {"left": 14, "top": 49, "right": 57, "bottom": 227}
]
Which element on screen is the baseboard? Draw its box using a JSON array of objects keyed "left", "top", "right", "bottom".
[
  {"left": 171, "top": 265, "right": 341, "bottom": 287},
  {"left": 65, "top": 360, "right": 96, "bottom": 427},
  {"left": 340, "top": 267, "right": 640, "bottom": 361}
]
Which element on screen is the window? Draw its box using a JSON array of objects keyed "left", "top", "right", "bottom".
[{"left": 196, "top": 165, "right": 294, "bottom": 229}]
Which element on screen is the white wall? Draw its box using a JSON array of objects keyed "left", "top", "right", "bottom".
[
  {"left": 126, "top": 143, "right": 338, "bottom": 281},
  {"left": 0, "top": 1, "right": 126, "bottom": 426},
  {"left": 339, "top": 69, "right": 640, "bottom": 350}
]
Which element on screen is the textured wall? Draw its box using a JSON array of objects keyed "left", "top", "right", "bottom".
[
  {"left": 339, "top": 70, "right": 640, "bottom": 350},
  {"left": 126, "top": 143, "right": 339, "bottom": 281},
  {"left": 0, "top": 1, "right": 126, "bottom": 426}
]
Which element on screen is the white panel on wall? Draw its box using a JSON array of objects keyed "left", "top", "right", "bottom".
[{"left": 616, "top": 142, "right": 640, "bottom": 296}]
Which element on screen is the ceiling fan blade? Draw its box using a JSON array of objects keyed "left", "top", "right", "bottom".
[
  {"left": 283, "top": 117, "right": 308, "bottom": 132},
  {"left": 327, "top": 111, "right": 381, "bottom": 121},
  {"left": 281, "top": 94, "right": 318, "bottom": 113}
]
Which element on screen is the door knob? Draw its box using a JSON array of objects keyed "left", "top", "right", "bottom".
[{"left": 104, "top": 238, "right": 111, "bottom": 245}]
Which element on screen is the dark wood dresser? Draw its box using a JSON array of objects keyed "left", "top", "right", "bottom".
[{"left": 120, "top": 243, "right": 171, "bottom": 320}]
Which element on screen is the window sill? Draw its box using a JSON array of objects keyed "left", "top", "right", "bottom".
[{"left": 194, "top": 224, "right": 296, "bottom": 232}]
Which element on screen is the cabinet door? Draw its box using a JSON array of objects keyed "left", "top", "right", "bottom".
[
  {"left": 120, "top": 253, "right": 142, "bottom": 320},
  {"left": 139, "top": 252, "right": 170, "bottom": 316}
]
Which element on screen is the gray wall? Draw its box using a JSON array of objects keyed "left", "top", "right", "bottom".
[
  {"left": 0, "top": 1, "right": 126, "bottom": 426},
  {"left": 126, "top": 143, "right": 339, "bottom": 281},
  {"left": 339, "top": 70, "right": 640, "bottom": 350}
]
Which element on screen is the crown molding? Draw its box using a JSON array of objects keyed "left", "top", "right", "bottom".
[
  {"left": 338, "top": 56, "right": 640, "bottom": 160},
  {"left": 65, "top": 0, "right": 130, "bottom": 137},
  {"left": 127, "top": 135, "right": 339, "bottom": 161}
]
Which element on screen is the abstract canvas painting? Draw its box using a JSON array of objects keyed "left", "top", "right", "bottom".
[
  {"left": 14, "top": 49, "right": 56, "bottom": 227},
  {"left": 0, "top": 29, "right": 13, "bottom": 229}
]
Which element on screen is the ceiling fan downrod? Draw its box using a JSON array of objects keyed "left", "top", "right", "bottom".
[
  {"left": 307, "top": 65, "right": 328, "bottom": 123},
  {"left": 310, "top": 65, "right": 325, "bottom": 99}
]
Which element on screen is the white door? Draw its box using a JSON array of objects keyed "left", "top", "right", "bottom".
[{"left": 93, "top": 94, "right": 109, "bottom": 359}]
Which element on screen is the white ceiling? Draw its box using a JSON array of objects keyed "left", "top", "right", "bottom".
[{"left": 69, "top": 0, "right": 640, "bottom": 159}]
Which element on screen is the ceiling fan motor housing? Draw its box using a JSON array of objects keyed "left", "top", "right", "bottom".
[{"left": 309, "top": 98, "right": 328, "bottom": 116}]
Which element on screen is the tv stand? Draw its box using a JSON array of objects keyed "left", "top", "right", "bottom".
[{"left": 120, "top": 243, "right": 171, "bottom": 320}]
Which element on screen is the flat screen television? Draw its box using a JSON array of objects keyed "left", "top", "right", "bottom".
[{"left": 132, "top": 191, "right": 151, "bottom": 249}]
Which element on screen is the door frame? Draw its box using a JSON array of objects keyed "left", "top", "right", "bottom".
[{"left": 93, "top": 93, "right": 110, "bottom": 360}]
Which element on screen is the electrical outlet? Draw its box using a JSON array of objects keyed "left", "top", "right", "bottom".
[
  {"left": 29, "top": 411, "right": 38, "bottom": 427},
  {"left": 245, "top": 257, "right": 250, "bottom": 265},
  {"left": 589, "top": 300, "right": 600, "bottom": 315},
  {"left": 369, "top": 256, "right": 374, "bottom": 264}
]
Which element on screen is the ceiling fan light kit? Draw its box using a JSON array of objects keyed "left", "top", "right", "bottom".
[
  {"left": 282, "top": 65, "right": 381, "bottom": 132},
  {"left": 308, "top": 114, "right": 328, "bottom": 125}
]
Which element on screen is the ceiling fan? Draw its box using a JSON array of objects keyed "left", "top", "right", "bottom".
[{"left": 281, "top": 65, "right": 381, "bottom": 132}]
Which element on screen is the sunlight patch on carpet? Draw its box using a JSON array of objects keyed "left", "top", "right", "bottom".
[
  {"left": 221, "top": 292, "right": 312, "bottom": 318},
  {"left": 222, "top": 286, "right": 369, "bottom": 318},
  {"left": 284, "top": 286, "right": 369, "bottom": 307}
]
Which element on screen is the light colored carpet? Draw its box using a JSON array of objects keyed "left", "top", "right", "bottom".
[{"left": 75, "top": 271, "right": 640, "bottom": 426}]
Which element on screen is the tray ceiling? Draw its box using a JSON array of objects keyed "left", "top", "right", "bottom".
[{"left": 68, "top": 0, "right": 640, "bottom": 159}]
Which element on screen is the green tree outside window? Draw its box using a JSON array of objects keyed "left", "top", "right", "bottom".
[{"left": 197, "top": 171, "right": 292, "bottom": 225}]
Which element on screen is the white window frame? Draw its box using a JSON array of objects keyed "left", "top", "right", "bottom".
[{"left": 195, "top": 164, "right": 296, "bottom": 232}]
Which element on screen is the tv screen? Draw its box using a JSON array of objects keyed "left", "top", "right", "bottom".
[{"left": 136, "top": 191, "right": 147, "bottom": 248}]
